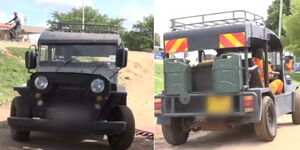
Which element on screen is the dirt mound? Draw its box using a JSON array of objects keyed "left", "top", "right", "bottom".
[
  {"left": 0, "top": 41, "right": 31, "bottom": 61},
  {"left": 0, "top": 41, "right": 32, "bottom": 48},
  {"left": 119, "top": 51, "right": 154, "bottom": 131}
]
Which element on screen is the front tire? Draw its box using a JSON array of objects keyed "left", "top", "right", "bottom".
[
  {"left": 292, "top": 89, "right": 300, "bottom": 124},
  {"left": 107, "top": 106, "right": 135, "bottom": 150},
  {"left": 10, "top": 96, "right": 32, "bottom": 142},
  {"left": 162, "top": 119, "right": 189, "bottom": 145},
  {"left": 254, "top": 96, "right": 277, "bottom": 141}
]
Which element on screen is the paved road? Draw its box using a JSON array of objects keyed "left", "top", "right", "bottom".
[{"left": 155, "top": 115, "right": 300, "bottom": 150}]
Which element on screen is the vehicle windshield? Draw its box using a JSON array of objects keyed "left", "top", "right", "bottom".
[{"left": 38, "top": 44, "right": 117, "bottom": 69}]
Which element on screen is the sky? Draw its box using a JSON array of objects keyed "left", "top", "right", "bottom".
[
  {"left": 155, "top": 0, "right": 275, "bottom": 41},
  {"left": 0, "top": 0, "right": 153, "bottom": 30}
]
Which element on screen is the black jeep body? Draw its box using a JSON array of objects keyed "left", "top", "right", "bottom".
[{"left": 7, "top": 23, "right": 134, "bottom": 150}]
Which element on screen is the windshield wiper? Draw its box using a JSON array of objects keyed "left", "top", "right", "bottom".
[{"left": 56, "top": 57, "right": 77, "bottom": 71}]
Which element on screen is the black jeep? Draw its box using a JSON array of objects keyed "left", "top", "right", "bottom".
[{"left": 7, "top": 23, "right": 134, "bottom": 150}]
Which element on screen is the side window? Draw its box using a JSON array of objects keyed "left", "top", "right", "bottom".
[
  {"left": 200, "top": 49, "right": 216, "bottom": 63},
  {"left": 268, "top": 52, "right": 275, "bottom": 64},
  {"left": 267, "top": 52, "right": 275, "bottom": 69},
  {"left": 49, "top": 47, "right": 56, "bottom": 60},
  {"left": 276, "top": 52, "right": 281, "bottom": 66},
  {"left": 268, "top": 52, "right": 281, "bottom": 71},
  {"left": 40, "top": 46, "right": 48, "bottom": 61}
]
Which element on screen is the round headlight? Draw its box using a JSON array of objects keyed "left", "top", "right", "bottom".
[
  {"left": 91, "top": 79, "right": 105, "bottom": 93},
  {"left": 34, "top": 76, "right": 48, "bottom": 90}
]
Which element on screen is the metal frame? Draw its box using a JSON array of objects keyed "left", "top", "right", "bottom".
[
  {"left": 48, "top": 22, "right": 119, "bottom": 34},
  {"left": 170, "top": 10, "right": 264, "bottom": 31}
]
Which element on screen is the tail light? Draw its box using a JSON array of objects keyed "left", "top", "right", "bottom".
[
  {"left": 244, "top": 95, "right": 254, "bottom": 112},
  {"left": 155, "top": 98, "right": 162, "bottom": 115}
]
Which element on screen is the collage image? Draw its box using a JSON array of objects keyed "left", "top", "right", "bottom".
[{"left": 0, "top": 0, "right": 300, "bottom": 149}]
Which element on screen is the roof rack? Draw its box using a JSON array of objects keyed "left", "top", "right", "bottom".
[
  {"left": 48, "top": 22, "right": 119, "bottom": 34},
  {"left": 170, "top": 10, "right": 265, "bottom": 31}
]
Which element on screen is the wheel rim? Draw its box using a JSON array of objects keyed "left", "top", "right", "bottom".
[{"left": 267, "top": 103, "right": 276, "bottom": 135}]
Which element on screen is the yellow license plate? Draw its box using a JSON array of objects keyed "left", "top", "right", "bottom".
[{"left": 207, "top": 96, "right": 232, "bottom": 114}]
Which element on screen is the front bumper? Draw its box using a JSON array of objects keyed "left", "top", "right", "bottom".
[{"left": 7, "top": 117, "right": 126, "bottom": 135}]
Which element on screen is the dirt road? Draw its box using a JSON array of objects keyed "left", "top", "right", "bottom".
[
  {"left": 0, "top": 105, "right": 153, "bottom": 150},
  {"left": 155, "top": 115, "right": 300, "bottom": 150}
]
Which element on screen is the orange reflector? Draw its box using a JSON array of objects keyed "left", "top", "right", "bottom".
[
  {"left": 244, "top": 100, "right": 254, "bottom": 108},
  {"left": 154, "top": 98, "right": 162, "bottom": 114},
  {"left": 164, "top": 38, "right": 188, "bottom": 53},
  {"left": 243, "top": 95, "right": 254, "bottom": 112},
  {"left": 219, "top": 32, "right": 246, "bottom": 48},
  {"left": 244, "top": 95, "right": 254, "bottom": 101}
]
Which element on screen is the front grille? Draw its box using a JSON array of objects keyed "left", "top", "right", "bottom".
[
  {"left": 43, "top": 85, "right": 95, "bottom": 108},
  {"left": 58, "top": 84, "right": 85, "bottom": 90}
]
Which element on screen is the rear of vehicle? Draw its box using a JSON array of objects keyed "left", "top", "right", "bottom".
[{"left": 155, "top": 10, "right": 299, "bottom": 145}]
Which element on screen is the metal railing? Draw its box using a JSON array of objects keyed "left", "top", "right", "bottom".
[
  {"left": 170, "top": 10, "right": 265, "bottom": 31},
  {"left": 48, "top": 22, "right": 119, "bottom": 34}
]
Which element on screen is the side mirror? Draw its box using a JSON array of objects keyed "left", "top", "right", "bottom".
[
  {"left": 116, "top": 48, "right": 128, "bottom": 68},
  {"left": 25, "top": 51, "right": 36, "bottom": 69}
]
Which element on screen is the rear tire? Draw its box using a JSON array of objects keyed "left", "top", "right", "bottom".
[
  {"left": 162, "top": 120, "right": 189, "bottom": 145},
  {"left": 10, "top": 96, "right": 32, "bottom": 142},
  {"left": 254, "top": 96, "right": 277, "bottom": 141},
  {"left": 292, "top": 89, "right": 300, "bottom": 124},
  {"left": 107, "top": 106, "right": 135, "bottom": 150}
]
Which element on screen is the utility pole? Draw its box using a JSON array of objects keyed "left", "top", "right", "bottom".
[
  {"left": 82, "top": 0, "right": 85, "bottom": 30},
  {"left": 278, "top": 0, "right": 283, "bottom": 38}
]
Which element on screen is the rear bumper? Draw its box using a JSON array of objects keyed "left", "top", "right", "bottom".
[
  {"left": 156, "top": 91, "right": 260, "bottom": 123},
  {"left": 7, "top": 117, "right": 126, "bottom": 135}
]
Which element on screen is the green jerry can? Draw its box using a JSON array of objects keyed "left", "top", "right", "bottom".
[
  {"left": 164, "top": 59, "right": 192, "bottom": 95},
  {"left": 212, "top": 53, "right": 243, "bottom": 93}
]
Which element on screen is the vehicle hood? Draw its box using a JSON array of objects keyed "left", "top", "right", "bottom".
[{"left": 36, "top": 67, "right": 118, "bottom": 83}]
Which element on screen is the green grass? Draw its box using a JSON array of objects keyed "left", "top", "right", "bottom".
[
  {"left": 291, "top": 72, "right": 300, "bottom": 84},
  {"left": 0, "top": 52, "right": 29, "bottom": 105},
  {"left": 155, "top": 60, "right": 164, "bottom": 94},
  {"left": 6, "top": 47, "right": 28, "bottom": 58}
]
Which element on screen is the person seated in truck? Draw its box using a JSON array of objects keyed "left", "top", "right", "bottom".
[
  {"left": 252, "top": 50, "right": 283, "bottom": 94},
  {"left": 286, "top": 58, "right": 294, "bottom": 72}
]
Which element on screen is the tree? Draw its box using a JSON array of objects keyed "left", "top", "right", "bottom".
[
  {"left": 154, "top": 33, "right": 161, "bottom": 47},
  {"left": 47, "top": 7, "right": 154, "bottom": 51},
  {"left": 265, "top": 0, "right": 291, "bottom": 36},
  {"left": 123, "top": 15, "right": 154, "bottom": 51},
  {"left": 284, "top": 0, "right": 300, "bottom": 56},
  {"left": 47, "top": 7, "right": 125, "bottom": 32}
]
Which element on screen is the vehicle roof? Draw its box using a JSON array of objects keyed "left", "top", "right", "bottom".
[
  {"left": 164, "top": 23, "right": 282, "bottom": 54},
  {"left": 38, "top": 31, "right": 121, "bottom": 45}
]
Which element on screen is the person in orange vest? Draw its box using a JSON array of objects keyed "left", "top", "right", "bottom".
[{"left": 252, "top": 50, "right": 283, "bottom": 94}]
